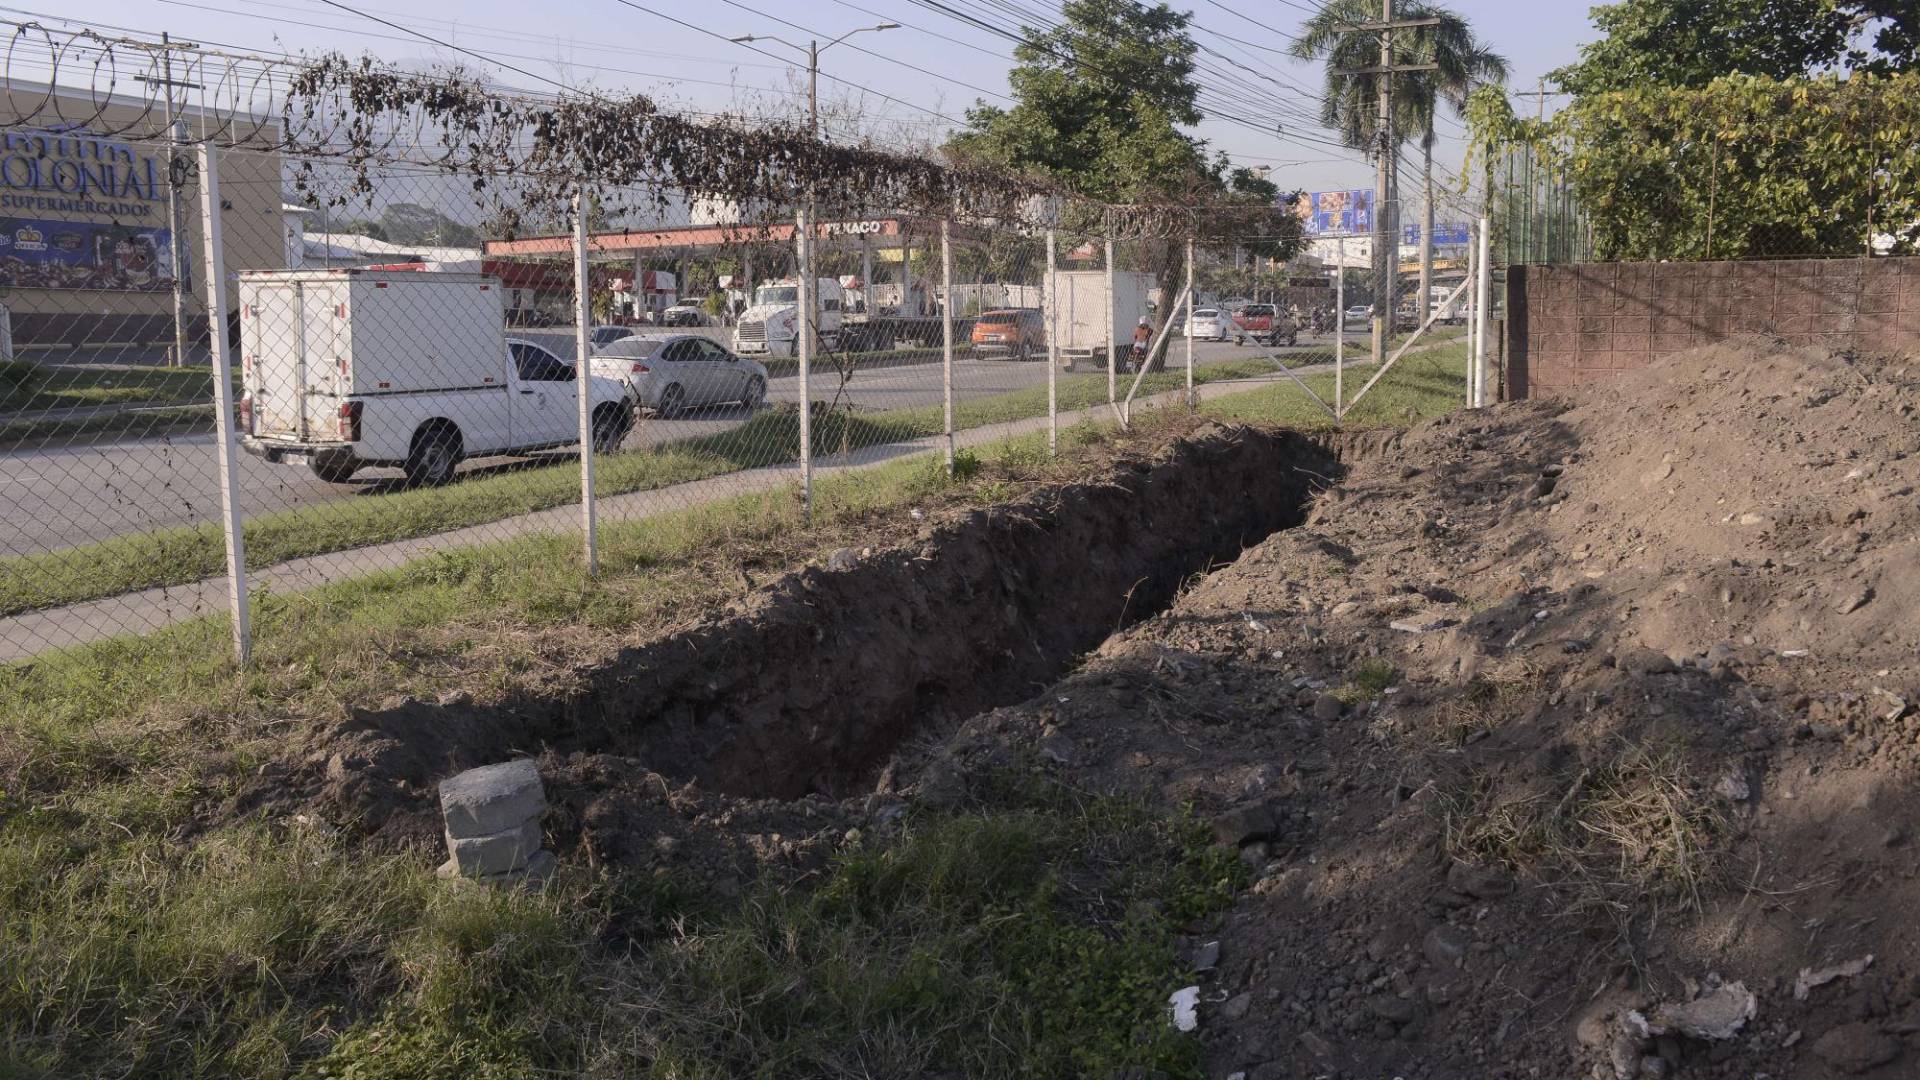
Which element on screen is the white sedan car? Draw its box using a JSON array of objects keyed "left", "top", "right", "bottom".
[
  {"left": 1186, "top": 307, "right": 1232, "bottom": 340},
  {"left": 591, "top": 333, "right": 769, "bottom": 418}
]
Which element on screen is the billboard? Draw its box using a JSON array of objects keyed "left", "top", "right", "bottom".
[
  {"left": 0, "top": 216, "right": 179, "bottom": 291},
  {"left": 1293, "top": 189, "right": 1374, "bottom": 236},
  {"left": 1404, "top": 222, "right": 1473, "bottom": 247}
]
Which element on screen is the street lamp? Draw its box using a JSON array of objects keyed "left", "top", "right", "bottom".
[{"left": 729, "top": 23, "right": 899, "bottom": 139}]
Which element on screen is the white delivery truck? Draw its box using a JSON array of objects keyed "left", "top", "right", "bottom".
[
  {"left": 237, "top": 269, "right": 634, "bottom": 486},
  {"left": 734, "top": 277, "right": 845, "bottom": 357},
  {"left": 1045, "top": 269, "right": 1154, "bottom": 368}
]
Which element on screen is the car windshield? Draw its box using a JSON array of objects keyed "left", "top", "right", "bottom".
[
  {"left": 755, "top": 286, "right": 798, "bottom": 304},
  {"left": 978, "top": 311, "right": 1020, "bottom": 324},
  {"left": 1195, "top": 309, "right": 1218, "bottom": 318},
  {"left": 1247, "top": 305, "right": 1274, "bottom": 315},
  {"left": 596, "top": 337, "right": 669, "bottom": 358}
]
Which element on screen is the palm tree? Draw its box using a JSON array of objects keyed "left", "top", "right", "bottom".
[{"left": 1290, "top": 3, "right": 1507, "bottom": 324}]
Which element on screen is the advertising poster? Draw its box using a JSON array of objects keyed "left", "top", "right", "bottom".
[
  {"left": 1293, "top": 190, "right": 1375, "bottom": 236},
  {"left": 0, "top": 217, "right": 180, "bottom": 291}
]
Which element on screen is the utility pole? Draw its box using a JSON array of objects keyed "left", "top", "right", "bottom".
[
  {"left": 1334, "top": 6, "right": 1436, "bottom": 368},
  {"left": 137, "top": 33, "right": 201, "bottom": 368}
]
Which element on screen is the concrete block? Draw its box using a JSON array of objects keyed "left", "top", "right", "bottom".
[
  {"left": 437, "top": 849, "right": 558, "bottom": 890},
  {"left": 445, "top": 816, "right": 544, "bottom": 877},
  {"left": 439, "top": 759, "right": 545, "bottom": 839}
]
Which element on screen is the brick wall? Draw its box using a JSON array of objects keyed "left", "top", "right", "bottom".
[{"left": 1504, "top": 257, "right": 1920, "bottom": 399}]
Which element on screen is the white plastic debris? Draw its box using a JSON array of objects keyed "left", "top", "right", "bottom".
[
  {"left": 1169, "top": 985, "right": 1201, "bottom": 1032},
  {"left": 1641, "top": 980, "right": 1756, "bottom": 1040},
  {"left": 1795, "top": 955, "right": 1873, "bottom": 1001}
]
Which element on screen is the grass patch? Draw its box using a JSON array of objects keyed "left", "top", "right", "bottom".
[
  {"left": 0, "top": 758, "right": 1241, "bottom": 1078},
  {"left": 760, "top": 342, "right": 986, "bottom": 378},
  {"left": 0, "top": 402, "right": 216, "bottom": 448},
  {"left": 1202, "top": 342, "right": 1469, "bottom": 430},
  {"left": 0, "top": 363, "right": 221, "bottom": 415},
  {"left": 0, "top": 356, "right": 1281, "bottom": 616},
  {"left": 1334, "top": 658, "right": 1400, "bottom": 705}
]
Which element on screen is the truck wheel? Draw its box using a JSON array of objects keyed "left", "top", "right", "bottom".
[
  {"left": 742, "top": 376, "right": 766, "bottom": 411},
  {"left": 591, "top": 404, "right": 632, "bottom": 454},
  {"left": 404, "top": 424, "right": 462, "bottom": 487},
  {"left": 308, "top": 455, "right": 358, "bottom": 484},
  {"left": 656, "top": 384, "right": 686, "bottom": 419}
]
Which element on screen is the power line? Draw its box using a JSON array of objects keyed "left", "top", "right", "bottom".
[
  {"left": 711, "top": 0, "right": 1015, "bottom": 105},
  {"left": 608, "top": 0, "right": 975, "bottom": 130}
]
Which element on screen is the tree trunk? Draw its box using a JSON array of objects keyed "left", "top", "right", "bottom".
[{"left": 1144, "top": 238, "right": 1181, "bottom": 373}]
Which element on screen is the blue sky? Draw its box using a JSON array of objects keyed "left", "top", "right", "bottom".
[{"left": 63, "top": 0, "right": 1597, "bottom": 198}]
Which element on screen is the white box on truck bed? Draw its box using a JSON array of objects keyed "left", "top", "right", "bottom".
[
  {"left": 239, "top": 269, "right": 631, "bottom": 486},
  {"left": 1044, "top": 269, "right": 1153, "bottom": 359},
  {"left": 242, "top": 269, "right": 505, "bottom": 440}
]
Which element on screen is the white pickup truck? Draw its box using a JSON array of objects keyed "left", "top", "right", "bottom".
[{"left": 237, "top": 269, "right": 634, "bottom": 485}]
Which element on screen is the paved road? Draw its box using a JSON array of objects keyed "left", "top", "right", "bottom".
[{"left": 1, "top": 335, "right": 1352, "bottom": 558}]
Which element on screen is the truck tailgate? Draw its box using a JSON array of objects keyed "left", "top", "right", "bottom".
[{"left": 245, "top": 279, "right": 345, "bottom": 440}]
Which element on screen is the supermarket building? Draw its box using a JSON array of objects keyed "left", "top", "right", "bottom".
[{"left": 0, "top": 85, "right": 282, "bottom": 350}]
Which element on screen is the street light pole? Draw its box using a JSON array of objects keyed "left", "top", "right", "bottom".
[{"left": 731, "top": 23, "right": 898, "bottom": 143}]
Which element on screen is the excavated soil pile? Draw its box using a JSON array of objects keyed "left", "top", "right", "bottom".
[{"left": 915, "top": 337, "right": 1920, "bottom": 1079}]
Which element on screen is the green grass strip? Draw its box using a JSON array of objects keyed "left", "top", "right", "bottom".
[{"left": 0, "top": 358, "right": 1283, "bottom": 615}]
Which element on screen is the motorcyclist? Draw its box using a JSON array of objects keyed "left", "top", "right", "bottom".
[{"left": 1130, "top": 316, "right": 1150, "bottom": 369}]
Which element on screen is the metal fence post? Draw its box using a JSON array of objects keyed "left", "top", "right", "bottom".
[
  {"left": 1184, "top": 237, "right": 1195, "bottom": 407},
  {"left": 1465, "top": 223, "right": 1478, "bottom": 407},
  {"left": 572, "top": 192, "right": 598, "bottom": 574},
  {"left": 1046, "top": 227, "right": 1059, "bottom": 455},
  {"left": 796, "top": 207, "right": 813, "bottom": 519},
  {"left": 1334, "top": 236, "right": 1346, "bottom": 416},
  {"left": 941, "top": 218, "right": 955, "bottom": 474},
  {"left": 1474, "top": 215, "right": 1493, "bottom": 407},
  {"left": 1105, "top": 238, "right": 1116, "bottom": 408},
  {"left": 194, "top": 140, "right": 251, "bottom": 665}
]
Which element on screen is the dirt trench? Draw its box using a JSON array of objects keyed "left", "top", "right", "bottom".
[{"left": 322, "top": 424, "right": 1342, "bottom": 808}]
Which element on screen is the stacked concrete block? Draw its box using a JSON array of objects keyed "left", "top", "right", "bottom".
[{"left": 436, "top": 759, "right": 555, "bottom": 885}]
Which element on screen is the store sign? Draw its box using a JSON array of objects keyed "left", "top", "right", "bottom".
[
  {"left": 820, "top": 219, "right": 888, "bottom": 237},
  {"left": 0, "top": 216, "right": 179, "bottom": 291},
  {"left": 0, "top": 127, "right": 166, "bottom": 219}
]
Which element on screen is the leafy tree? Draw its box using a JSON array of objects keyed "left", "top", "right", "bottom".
[
  {"left": 1552, "top": 0, "right": 1918, "bottom": 96},
  {"left": 1467, "top": 72, "right": 1920, "bottom": 258},
  {"left": 1290, "top": 2, "right": 1506, "bottom": 318},
  {"left": 947, "top": 0, "right": 1208, "bottom": 206},
  {"left": 946, "top": 0, "right": 1303, "bottom": 369}
]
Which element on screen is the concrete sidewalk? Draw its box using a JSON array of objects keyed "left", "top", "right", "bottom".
[{"left": 0, "top": 349, "right": 1417, "bottom": 660}]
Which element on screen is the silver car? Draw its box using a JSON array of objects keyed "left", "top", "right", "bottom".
[{"left": 590, "top": 333, "right": 769, "bottom": 418}]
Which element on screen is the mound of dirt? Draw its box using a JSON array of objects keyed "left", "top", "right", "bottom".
[{"left": 912, "top": 338, "right": 1920, "bottom": 1078}]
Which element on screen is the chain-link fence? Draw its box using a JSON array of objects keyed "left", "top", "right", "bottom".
[{"left": 0, "top": 25, "right": 1488, "bottom": 665}]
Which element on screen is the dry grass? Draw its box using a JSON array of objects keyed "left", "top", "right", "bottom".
[
  {"left": 1424, "top": 661, "right": 1549, "bottom": 745},
  {"left": 1442, "top": 739, "right": 1725, "bottom": 916}
]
